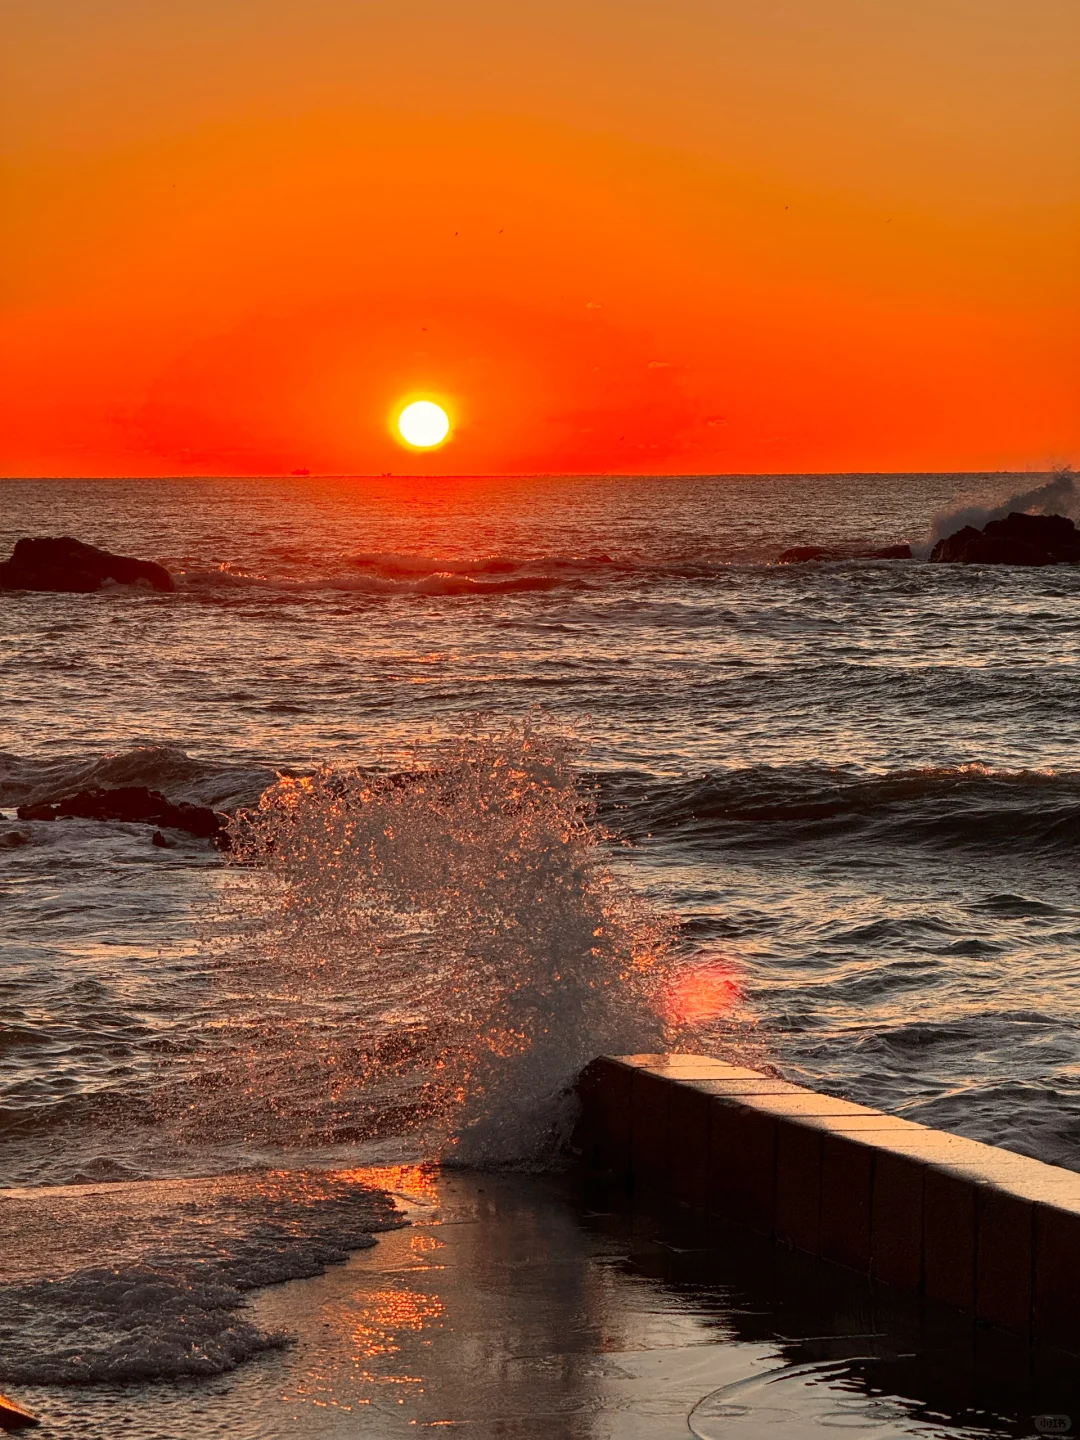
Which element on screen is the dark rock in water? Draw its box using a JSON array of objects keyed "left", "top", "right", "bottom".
[
  {"left": 0, "top": 1389, "right": 40, "bottom": 1429},
  {"left": 930, "top": 511, "right": 1080, "bottom": 566},
  {"left": 867, "top": 543, "right": 913, "bottom": 560},
  {"left": 0, "top": 829, "right": 31, "bottom": 848},
  {"left": 0, "top": 536, "right": 174, "bottom": 593},
  {"left": 151, "top": 829, "right": 175, "bottom": 848},
  {"left": 777, "top": 542, "right": 913, "bottom": 564},
  {"left": 17, "top": 786, "right": 228, "bottom": 846},
  {"left": 930, "top": 526, "right": 983, "bottom": 564}
]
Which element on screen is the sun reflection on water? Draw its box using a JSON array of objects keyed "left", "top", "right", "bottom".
[{"left": 334, "top": 1163, "right": 440, "bottom": 1208}]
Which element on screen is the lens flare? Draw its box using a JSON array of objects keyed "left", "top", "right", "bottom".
[
  {"left": 662, "top": 959, "right": 741, "bottom": 1025},
  {"left": 396, "top": 401, "right": 450, "bottom": 449}
]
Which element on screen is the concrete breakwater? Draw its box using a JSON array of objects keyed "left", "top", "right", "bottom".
[{"left": 576, "top": 1054, "right": 1080, "bottom": 1354}]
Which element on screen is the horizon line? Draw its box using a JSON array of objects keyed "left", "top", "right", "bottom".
[{"left": 0, "top": 466, "right": 1073, "bottom": 483}]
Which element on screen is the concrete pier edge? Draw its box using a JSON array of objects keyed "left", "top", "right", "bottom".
[{"left": 575, "top": 1054, "right": 1080, "bottom": 1353}]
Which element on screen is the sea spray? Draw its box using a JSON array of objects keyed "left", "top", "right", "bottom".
[
  {"left": 926, "top": 467, "right": 1078, "bottom": 551},
  {"left": 201, "top": 720, "right": 683, "bottom": 1166}
]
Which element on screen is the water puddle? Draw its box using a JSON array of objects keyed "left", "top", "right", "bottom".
[{"left": 692, "top": 1360, "right": 957, "bottom": 1438}]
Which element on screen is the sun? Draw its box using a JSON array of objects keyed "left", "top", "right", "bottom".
[{"left": 396, "top": 400, "right": 451, "bottom": 449}]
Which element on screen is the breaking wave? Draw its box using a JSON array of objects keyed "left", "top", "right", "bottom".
[
  {"left": 9, "top": 735, "right": 1075, "bottom": 1187},
  {"left": 183, "top": 721, "right": 683, "bottom": 1168},
  {"left": 928, "top": 468, "right": 1078, "bottom": 548},
  {"left": 0, "top": 742, "right": 275, "bottom": 811}
]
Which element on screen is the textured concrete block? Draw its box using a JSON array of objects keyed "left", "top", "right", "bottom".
[
  {"left": 740, "top": 1092, "right": 879, "bottom": 1123},
  {"left": 668, "top": 1081, "right": 711, "bottom": 1210},
  {"left": 820, "top": 1131, "right": 874, "bottom": 1272},
  {"left": 708, "top": 1097, "right": 777, "bottom": 1235},
  {"left": 1030, "top": 1338, "right": 1080, "bottom": 1412},
  {"left": 619, "top": 1054, "right": 761, "bottom": 1082},
  {"left": 801, "top": 1113, "right": 927, "bottom": 1138},
  {"left": 985, "top": 1157, "right": 1080, "bottom": 1208},
  {"left": 580, "top": 1057, "right": 633, "bottom": 1177},
  {"left": 696, "top": 1076, "right": 808, "bottom": 1098},
  {"left": 973, "top": 1322, "right": 1032, "bottom": 1403},
  {"left": 923, "top": 1168, "right": 977, "bottom": 1311},
  {"left": 871, "top": 1149, "right": 924, "bottom": 1290},
  {"left": 631, "top": 1067, "right": 672, "bottom": 1191},
  {"left": 865, "top": 1125, "right": 1049, "bottom": 1190},
  {"left": 977, "top": 1185, "right": 1033, "bottom": 1333},
  {"left": 775, "top": 1121, "right": 822, "bottom": 1253},
  {"left": 1034, "top": 1201, "right": 1080, "bottom": 1353}
]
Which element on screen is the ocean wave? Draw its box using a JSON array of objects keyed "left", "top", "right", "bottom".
[
  {"left": 601, "top": 762, "right": 1080, "bottom": 854},
  {"left": 177, "top": 565, "right": 571, "bottom": 597},
  {"left": 347, "top": 549, "right": 614, "bottom": 577},
  {"left": 0, "top": 743, "right": 276, "bottom": 810},
  {"left": 0, "top": 727, "right": 686, "bottom": 1176},
  {"left": 0, "top": 1169, "right": 401, "bottom": 1385},
  {"left": 8, "top": 744, "right": 1078, "bottom": 861},
  {"left": 170, "top": 547, "right": 919, "bottom": 597}
]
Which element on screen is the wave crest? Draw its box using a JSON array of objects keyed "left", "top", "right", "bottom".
[
  {"left": 177, "top": 560, "right": 575, "bottom": 597},
  {"left": 606, "top": 762, "right": 1080, "bottom": 853},
  {"left": 0, "top": 743, "right": 275, "bottom": 810}
]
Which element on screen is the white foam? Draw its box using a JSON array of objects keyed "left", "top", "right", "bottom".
[{"left": 0, "top": 1170, "right": 400, "bottom": 1385}]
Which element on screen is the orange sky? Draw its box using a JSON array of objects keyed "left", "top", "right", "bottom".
[{"left": 2, "top": 0, "right": 1077, "bottom": 476}]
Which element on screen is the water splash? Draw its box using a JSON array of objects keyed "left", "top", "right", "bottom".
[
  {"left": 927, "top": 466, "right": 1078, "bottom": 550},
  {"left": 199, "top": 720, "right": 682, "bottom": 1166}
]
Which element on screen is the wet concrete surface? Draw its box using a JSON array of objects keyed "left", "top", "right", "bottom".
[{"left": 15, "top": 1166, "right": 1080, "bottom": 1437}]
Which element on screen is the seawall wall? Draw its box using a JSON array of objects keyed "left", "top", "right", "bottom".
[{"left": 576, "top": 1054, "right": 1080, "bottom": 1352}]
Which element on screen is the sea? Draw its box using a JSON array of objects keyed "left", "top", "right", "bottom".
[{"left": 2, "top": 470, "right": 1079, "bottom": 1412}]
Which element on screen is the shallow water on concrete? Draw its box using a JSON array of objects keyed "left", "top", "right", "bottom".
[{"left": 10, "top": 1167, "right": 1076, "bottom": 1438}]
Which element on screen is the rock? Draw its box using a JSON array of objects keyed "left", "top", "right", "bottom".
[
  {"left": 867, "top": 543, "right": 913, "bottom": 560},
  {"left": 151, "top": 829, "right": 175, "bottom": 848},
  {"left": 0, "top": 1389, "right": 40, "bottom": 1429},
  {"left": 0, "top": 829, "right": 31, "bottom": 848},
  {"left": 17, "top": 786, "right": 229, "bottom": 846},
  {"left": 930, "top": 511, "right": 1080, "bottom": 566},
  {"left": 0, "top": 536, "right": 174, "bottom": 593},
  {"left": 930, "top": 525, "right": 983, "bottom": 563}
]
